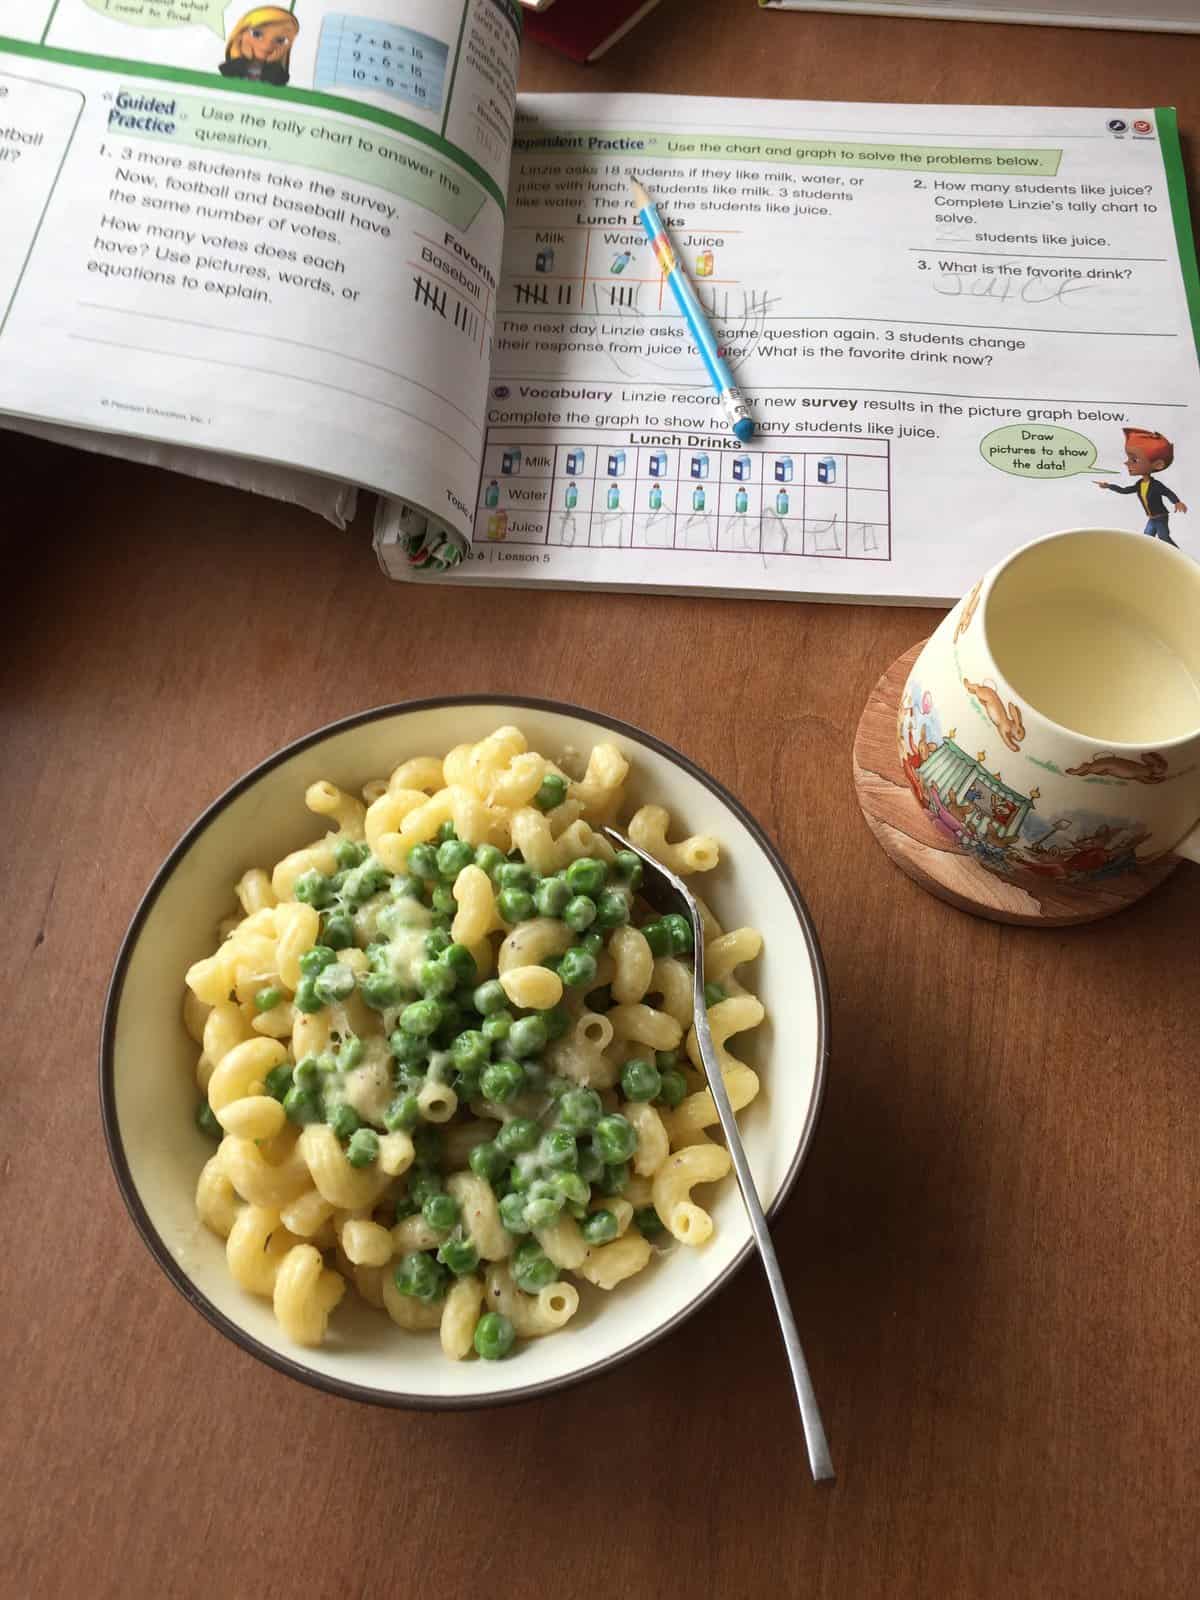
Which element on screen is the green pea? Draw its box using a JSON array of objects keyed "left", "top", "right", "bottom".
[
  {"left": 612, "top": 850, "right": 644, "bottom": 887},
  {"left": 512, "top": 1238, "right": 559, "bottom": 1294},
  {"left": 384, "top": 1093, "right": 419, "bottom": 1132},
  {"left": 473, "top": 1311, "right": 515, "bottom": 1360},
  {"left": 640, "top": 919, "right": 672, "bottom": 958},
  {"left": 346, "top": 1128, "right": 380, "bottom": 1168},
  {"left": 538, "top": 1005, "right": 570, "bottom": 1042},
  {"left": 437, "top": 838, "right": 474, "bottom": 880},
  {"left": 538, "top": 1129, "right": 578, "bottom": 1171},
  {"left": 394, "top": 1251, "right": 445, "bottom": 1303},
  {"left": 581, "top": 1209, "right": 619, "bottom": 1246},
  {"left": 534, "top": 875, "right": 572, "bottom": 918},
  {"left": 451, "top": 1029, "right": 490, "bottom": 1073},
  {"left": 389, "top": 1029, "right": 430, "bottom": 1068},
  {"left": 580, "top": 929, "right": 605, "bottom": 958},
  {"left": 577, "top": 1146, "right": 604, "bottom": 1184},
  {"left": 474, "top": 843, "right": 505, "bottom": 878},
  {"left": 507, "top": 1163, "right": 536, "bottom": 1194},
  {"left": 342, "top": 862, "right": 390, "bottom": 906},
  {"left": 594, "top": 1113, "right": 637, "bottom": 1165},
  {"left": 663, "top": 913, "right": 693, "bottom": 955},
  {"left": 431, "top": 885, "right": 457, "bottom": 916},
  {"left": 408, "top": 1169, "right": 443, "bottom": 1206},
  {"left": 436, "top": 820, "right": 458, "bottom": 844},
  {"left": 523, "top": 1179, "right": 565, "bottom": 1229},
  {"left": 558, "top": 947, "right": 598, "bottom": 989},
  {"left": 321, "top": 912, "right": 354, "bottom": 950},
  {"left": 442, "top": 943, "right": 477, "bottom": 982},
  {"left": 634, "top": 1206, "right": 666, "bottom": 1239},
  {"left": 424, "top": 929, "right": 453, "bottom": 959},
  {"left": 298, "top": 945, "right": 335, "bottom": 978},
  {"left": 422, "top": 1192, "right": 460, "bottom": 1232},
  {"left": 564, "top": 857, "right": 606, "bottom": 896},
  {"left": 598, "top": 1161, "right": 630, "bottom": 1196},
  {"left": 468, "top": 1140, "right": 508, "bottom": 1184},
  {"left": 417, "top": 959, "right": 457, "bottom": 999},
  {"left": 411, "top": 1124, "right": 442, "bottom": 1169},
  {"left": 337, "top": 1035, "right": 364, "bottom": 1071},
  {"left": 437, "top": 1233, "right": 479, "bottom": 1277},
  {"left": 263, "top": 1063, "right": 294, "bottom": 1103},
  {"left": 521, "top": 1061, "right": 547, "bottom": 1093},
  {"left": 253, "top": 985, "right": 283, "bottom": 1014},
  {"left": 283, "top": 1084, "right": 322, "bottom": 1125},
  {"left": 594, "top": 890, "right": 630, "bottom": 930},
  {"left": 497, "top": 886, "right": 535, "bottom": 924},
  {"left": 407, "top": 843, "right": 439, "bottom": 881},
  {"left": 399, "top": 998, "right": 442, "bottom": 1037},
  {"left": 508, "top": 1016, "right": 548, "bottom": 1059},
  {"left": 497, "top": 1118, "right": 539, "bottom": 1155},
  {"left": 430, "top": 911, "right": 453, "bottom": 933},
  {"left": 496, "top": 861, "right": 537, "bottom": 892},
  {"left": 544, "top": 1074, "right": 571, "bottom": 1101},
  {"left": 334, "top": 837, "right": 369, "bottom": 870},
  {"left": 195, "top": 1100, "right": 223, "bottom": 1139},
  {"left": 481, "top": 1011, "right": 513, "bottom": 1043},
  {"left": 703, "top": 982, "right": 726, "bottom": 1008},
  {"left": 314, "top": 963, "right": 356, "bottom": 1005},
  {"left": 360, "top": 972, "right": 406, "bottom": 1010},
  {"left": 432, "top": 1002, "right": 465, "bottom": 1047},
  {"left": 473, "top": 979, "right": 508, "bottom": 1015},
  {"left": 534, "top": 773, "right": 568, "bottom": 812},
  {"left": 655, "top": 1050, "right": 679, "bottom": 1071},
  {"left": 563, "top": 895, "right": 597, "bottom": 933},
  {"left": 555, "top": 1088, "right": 601, "bottom": 1135},
  {"left": 551, "top": 1171, "right": 589, "bottom": 1206},
  {"left": 327, "top": 1103, "right": 360, "bottom": 1141},
  {"left": 394, "top": 1194, "right": 418, "bottom": 1223},
  {"left": 481, "top": 1059, "right": 525, "bottom": 1103},
  {"left": 621, "top": 1058, "right": 661, "bottom": 1103},
  {"left": 292, "top": 1055, "right": 321, "bottom": 1091},
  {"left": 293, "top": 869, "right": 333, "bottom": 908},
  {"left": 656, "top": 1069, "right": 688, "bottom": 1109},
  {"left": 292, "top": 977, "right": 323, "bottom": 1014},
  {"left": 498, "top": 1191, "right": 531, "bottom": 1234},
  {"left": 541, "top": 954, "right": 564, "bottom": 977},
  {"left": 390, "top": 874, "right": 425, "bottom": 901}
]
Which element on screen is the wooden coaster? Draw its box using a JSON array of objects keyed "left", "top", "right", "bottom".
[{"left": 853, "top": 641, "right": 1181, "bottom": 927}]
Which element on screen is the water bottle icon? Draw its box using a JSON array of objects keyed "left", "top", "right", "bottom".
[
  {"left": 776, "top": 489, "right": 790, "bottom": 516},
  {"left": 735, "top": 488, "right": 749, "bottom": 514},
  {"left": 565, "top": 482, "right": 578, "bottom": 510},
  {"left": 607, "top": 483, "right": 621, "bottom": 511},
  {"left": 484, "top": 480, "right": 500, "bottom": 508},
  {"left": 692, "top": 486, "right": 706, "bottom": 512},
  {"left": 649, "top": 484, "right": 663, "bottom": 512}
]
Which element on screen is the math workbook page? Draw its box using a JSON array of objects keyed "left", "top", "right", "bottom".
[
  {"left": 419, "top": 94, "right": 1200, "bottom": 602},
  {"left": 0, "top": 1, "right": 519, "bottom": 533}
]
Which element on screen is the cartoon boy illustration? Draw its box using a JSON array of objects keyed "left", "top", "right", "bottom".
[
  {"left": 219, "top": 7, "right": 299, "bottom": 87},
  {"left": 1095, "top": 427, "right": 1187, "bottom": 545}
]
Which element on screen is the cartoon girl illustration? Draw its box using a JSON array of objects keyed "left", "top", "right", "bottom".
[{"left": 219, "top": 7, "right": 299, "bottom": 87}]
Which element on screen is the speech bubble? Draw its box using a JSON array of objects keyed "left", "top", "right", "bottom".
[
  {"left": 84, "top": 0, "right": 230, "bottom": 40},
  {"left": 980, "top": 424, "right": 1116, "bottom": 480}
]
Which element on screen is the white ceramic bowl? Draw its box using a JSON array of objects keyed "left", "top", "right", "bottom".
[{"left": 102, "top": 698, "right": 829, "bottom": 1407}]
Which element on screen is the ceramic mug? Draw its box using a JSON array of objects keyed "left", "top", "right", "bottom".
[{"left": 899, "top": 527, "right": 1200, "bottom": 888}]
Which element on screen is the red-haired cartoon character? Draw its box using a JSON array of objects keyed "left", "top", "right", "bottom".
[{"left": 1096, "top": 427, "right": 1187, "bottom": 545}]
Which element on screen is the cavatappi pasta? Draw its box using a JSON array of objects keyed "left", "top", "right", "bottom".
[{"left": 184, "top": 727, "right": 765, "bottom": 1363}]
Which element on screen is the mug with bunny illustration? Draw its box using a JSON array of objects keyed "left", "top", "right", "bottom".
[{"left": 899, "top": 527, "right": 1200, "bottom": 888}]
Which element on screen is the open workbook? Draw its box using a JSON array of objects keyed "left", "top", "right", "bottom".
[{"left": 3, "top": 2, "right": 1199, "bottom": 602}]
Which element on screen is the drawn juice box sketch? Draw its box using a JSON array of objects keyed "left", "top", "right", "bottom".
[
  {"left": 566, "top": 449, "right": 586, "bottom": 475},
  {"left": 774, "top": 456, "right": 794, "bottom": 483},
  {"left": 732, "top": 456, "right": 751, "bottom": 481},
  {"left": 487, "top": 511, "right": 508, "bottom": 541},
  {"left": 607, "top": 450, "right": 627, "bottom": 476},
  {"left": 648, "top": 451, "right": 669, "bottom": 477},
  {"left": 690, "top": 453, "right": 710, "bottom": 479},
  {"left": 501, "top": 448, "right": 522, "bottom": 475},
  {"left": 817, "top": 456, "right": 837, "bottom": 484}
]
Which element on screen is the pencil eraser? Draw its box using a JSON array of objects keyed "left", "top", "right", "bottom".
[{"left": 733, "top": 418, "right": 755, "bottom": 443}]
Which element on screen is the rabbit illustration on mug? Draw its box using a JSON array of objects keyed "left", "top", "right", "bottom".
[{"left": 964, "top": 679, "right": 1026, "bottom": 753}]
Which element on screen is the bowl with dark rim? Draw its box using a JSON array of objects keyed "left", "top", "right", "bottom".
[{"left": 102, "top": 697, "right": 829, "bottom": 1407}]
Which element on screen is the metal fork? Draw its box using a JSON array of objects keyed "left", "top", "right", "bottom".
[{"left": 602, "top": 826, "right": 835, "bottom": 1484}]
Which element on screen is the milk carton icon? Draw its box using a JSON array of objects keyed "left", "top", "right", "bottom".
[
  {"left": 690, "top": 453, "right": 710, "bottom": 480},
  {"left": 607, "top": 450, "right": 627, "bottom": 476},
  {"left": 817, "top": 456, "right": 837, "bottom": 484},
  {"left": 732, "top": 456, "right": 751, "bottom": 481},
  {"left": 501, "top": 448, "right": 522, "bottom": 475},
  {"left": 566, "top": 449, "right": 586, "bottom": 475},
  {"left": 535, "top": 247, "right": 555, "bottom": 273},
  {"left": 774, "top": 456, "right": 794, "bottom": 483},
  {"left": 487, "top": 511, "right": 508, "bottom": 541},
  {"left": 648, "top": 451, "right": 668, "bottom": 478}
]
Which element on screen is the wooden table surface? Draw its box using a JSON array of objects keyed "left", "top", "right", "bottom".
[{"left": 5, "top": 5, "right": 1200, "bottom": 1597}]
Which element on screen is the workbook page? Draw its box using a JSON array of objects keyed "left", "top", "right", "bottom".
[
  {"left": 0, "top": 1, "right": 519, "bottom": 531},
  {"left": 383, "top": 95, "right": 1200, "bottom": 600}
]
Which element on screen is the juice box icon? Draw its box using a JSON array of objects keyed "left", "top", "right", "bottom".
[
  {"left": 566, "top": 449, "right": 586, "bottom": 475},
  {"left": 535, "top": 247, "right": 555, "bottom": 273},
  {"left": 648, "top": 451, "right": 668, "bottom": 477},
  {"left": 607, "top": 450, "right": 626, "bottom": 476},
  {"left": 690, "top": 453, "right": 710, "bottom": 479},
  {"left": 484, "top": 479, "right": 500, "bottom": 508},
  {"left": 817, "top": 456, "right": 838, "bottom": 484},
  {"left": 732, "top": 456, "right": 751, "bottom": 481},
  {"left": 774, "top": 456, "right": 794, "bottom": 482},
  {"left": 695, "top": 250, "right": 714, "bottom": 277},
  {"left": 501, "top": 448, "right": 522, "bottom": 475},
  {"left": 487, "top": 511, "right": 508, "bottom": 541}
]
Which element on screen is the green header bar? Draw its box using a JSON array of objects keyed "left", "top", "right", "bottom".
[
  {"left": 512, "top": 128, "right": 1061, "bottom": 175},
  {"left": 0, "top": 34, "right": 505, "bottom": 214},
  {"left": 1155, "top": 107, "right": 1200, "bottom": 357}
]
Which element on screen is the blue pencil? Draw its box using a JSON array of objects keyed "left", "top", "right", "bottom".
[{"left": 631, "top": 176, "right": 755, "bottom": 444}]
